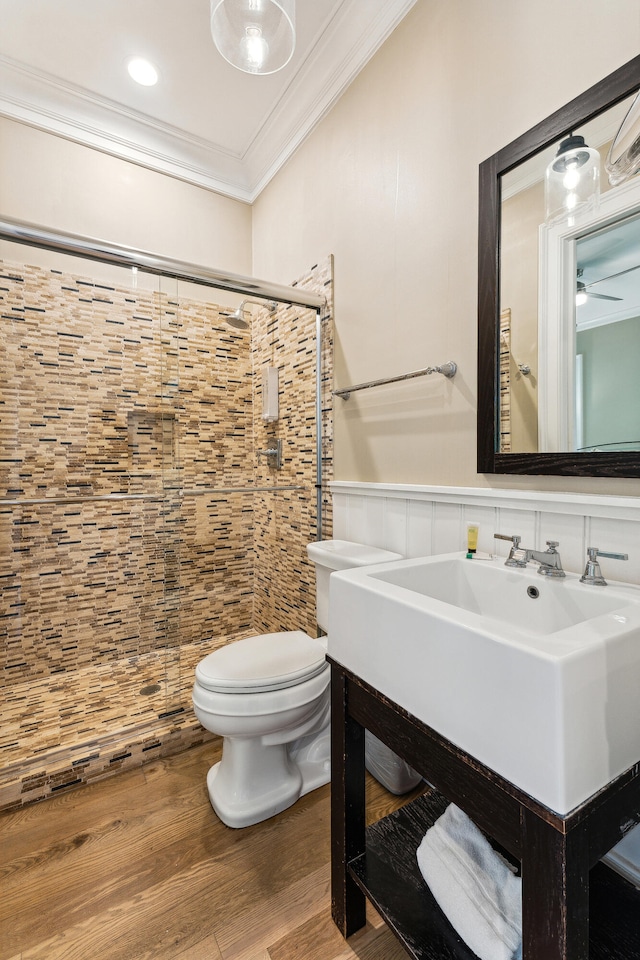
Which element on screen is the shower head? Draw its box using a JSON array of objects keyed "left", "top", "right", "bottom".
[
  {"left": 226, "top": 305, "right": 250, "bottom": 330},
  {"left": 224, "top": 298, "right": 277, "bottom": 331}
]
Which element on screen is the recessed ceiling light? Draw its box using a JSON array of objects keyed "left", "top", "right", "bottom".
[{"left": 127, "top": 57, "right": 159, "bottom": 86}]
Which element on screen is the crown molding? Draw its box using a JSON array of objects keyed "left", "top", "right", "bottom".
[
  {"left": 0, "top": 0, "right": 418, "bottom": 203},
  {"left": 244, "top": 0, "right": 419, "bottom": 200},
  {"left": 0, "top": 54, "right": 251, "bottom": 200}
]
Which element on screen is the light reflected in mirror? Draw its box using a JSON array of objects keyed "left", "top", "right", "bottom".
[
  {"left": 499, "top": 93, "right": 640, "bottom": 456},
  {"left": 476, "top": 54, "right": 640, "bottom": 476}
]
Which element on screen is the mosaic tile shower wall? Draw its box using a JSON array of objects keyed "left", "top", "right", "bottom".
[
  {"left": 252, "top": 257, "right": 334, "bottom": 636},
  {"left": 0, "top": 266, "right": 255, "bottom": 685},
  {"left": 0, "top": 255, "right": 333, "bottom": 808}
]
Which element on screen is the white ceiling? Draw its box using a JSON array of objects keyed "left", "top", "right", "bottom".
[{"left": 0, "top": 0, "right": 417, "bottom": 203}]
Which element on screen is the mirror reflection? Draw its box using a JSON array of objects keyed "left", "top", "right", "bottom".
[
  {"left": 499, "top": 93, "right": 640, "bottom": 455},
  {"left": 575, "top": 215, "right": 640, "bottom": 452}
]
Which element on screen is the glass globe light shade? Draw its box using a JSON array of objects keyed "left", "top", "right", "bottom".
[
  {"left": 606, "top": 89, "right": 640, "bottom": 186},
  {"left": 210, "top": 0, "right": 295, "bottom": 75},
  {"left": 545, "top": 135, "right": 600, "bottom": 226}
]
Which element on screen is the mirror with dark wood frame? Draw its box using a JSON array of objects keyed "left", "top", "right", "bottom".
[{"left": 477, "top": 54, "right": 640, "bottom": 477}]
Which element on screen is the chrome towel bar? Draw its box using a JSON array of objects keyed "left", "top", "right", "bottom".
[{"left": 333, "top": 361, "right": 457, "bottom": 400}]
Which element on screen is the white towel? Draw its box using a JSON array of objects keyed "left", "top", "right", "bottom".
[{"left": 416, "top": 803, "right": 522, "bottom": 960}]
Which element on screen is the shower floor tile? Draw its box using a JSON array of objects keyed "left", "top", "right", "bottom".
[{"left": 0, "top": 632, "right": 248, "bottom": 810}]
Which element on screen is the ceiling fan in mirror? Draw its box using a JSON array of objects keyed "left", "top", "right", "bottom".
[
  {"left": 576, "top": 263, "right": 640, "bottom": 305},
  {"left": 576, "top": 267, "right": 622, "bottom": 304}
]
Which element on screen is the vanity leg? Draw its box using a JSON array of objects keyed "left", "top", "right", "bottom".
[
  {"left": 521, "top": 810, "right": 590, "bottom": 960},
  {"left": 330, "top": 666, "right": 367, "bottom": 938}
]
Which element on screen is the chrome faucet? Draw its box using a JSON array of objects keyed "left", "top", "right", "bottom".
[
  {"left": 494, "top": 534, "right": 565, "bottom": 578},
  {"left": 494, "top": 533, "right": 527, "bottom": 567},
  {"left": 524, "top": 541, "right": 565, "bottom": 578},
  {"left": 580, "top": 547, "right": 628, "bottom": 586}
]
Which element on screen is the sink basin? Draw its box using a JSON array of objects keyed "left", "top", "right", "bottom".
[
  {"left": 372, "top": 556, "right": 628, "bottom": 634},
  {"left": 328, "top": 552, "right": 640, "bottom": 815}
]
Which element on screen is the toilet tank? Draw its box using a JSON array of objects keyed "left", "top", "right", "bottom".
[{"left": 306, "top": 539, "right": 402, "bottom": 633}]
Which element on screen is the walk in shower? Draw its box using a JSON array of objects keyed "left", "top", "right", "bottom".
[{"left": 0, "top": 223, "right": 333, "bottom": 808}]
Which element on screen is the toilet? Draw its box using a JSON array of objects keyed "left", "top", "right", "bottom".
[{"left": 192, "top": 539, "right": 401, "bottom": 828}]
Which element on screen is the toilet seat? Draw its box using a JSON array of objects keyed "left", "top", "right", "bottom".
[{"left": 195, "top": 630, "right": 327, "bottom": 694}]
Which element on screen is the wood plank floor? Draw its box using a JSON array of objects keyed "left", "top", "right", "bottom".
[{"left": 0, "top": 739, "right": 425, "bottom": 960}]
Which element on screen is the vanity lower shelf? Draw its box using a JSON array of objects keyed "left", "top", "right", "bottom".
[
  {"left": 331, "top": 660, "right": 640, "bottom": 960},
  {"left": 349, "top": 791, "right": 640, "bottom": 960}
]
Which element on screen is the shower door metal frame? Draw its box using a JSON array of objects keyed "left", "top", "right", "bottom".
[{"left": 0, "top": 215, "right": 327, "bottom": 541}]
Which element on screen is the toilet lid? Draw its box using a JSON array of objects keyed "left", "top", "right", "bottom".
[{"left": 195, "top": 631, "right": 328, "bottom": 693}]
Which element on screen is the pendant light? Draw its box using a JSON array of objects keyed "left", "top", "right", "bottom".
[
  {"left": 210, "top": 0, "right": 295, "bottom": 75},
  {"left": 606, "top": 89, "right": 640, "bottom": 186},
  {"left": 545, "top": 135, "right": 600, "bottom": 225}
]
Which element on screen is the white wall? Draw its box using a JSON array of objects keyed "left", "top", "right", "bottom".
[
  {"left": 0, "top": 116, "right": 252, "bottom": 276},
  {"left": 251, "top": 0, "right": 640, "bottom": 497}
]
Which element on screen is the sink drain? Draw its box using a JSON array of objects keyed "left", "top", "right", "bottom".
[{"left": 140, "top": 683, "right": 162, "bottom": 696}]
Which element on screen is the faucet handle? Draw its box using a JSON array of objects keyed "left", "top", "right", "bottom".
[
  {"left": 545, "top": 540, "right": 560, "bottom": 551},
  {"left": 494, "top": 533, "right": 526, "bottom": 567},
  {"left": 581, "top": 547, "right": 628, "bottom": 586},
  {"left": 587, "top": 546, "right": 628, "bottom": 562},
  {"left": 494, "top": 533, "right": 521, "bottom": 548},
  {"left": 258, "top": 438, "right": 283, "bottom": 469}
]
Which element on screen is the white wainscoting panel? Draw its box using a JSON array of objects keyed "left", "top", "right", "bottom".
[{"left": 331, "top": 482, "right": 640, "bottom": 585}]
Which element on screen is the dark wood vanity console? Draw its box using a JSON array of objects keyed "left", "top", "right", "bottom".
[{"left": 330, "top": 660, "right": 640, "bottom": 960}]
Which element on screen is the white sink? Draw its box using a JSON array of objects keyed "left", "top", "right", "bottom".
[{"left": 328, "top": 552, "right": 640, "bottom": 815}]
